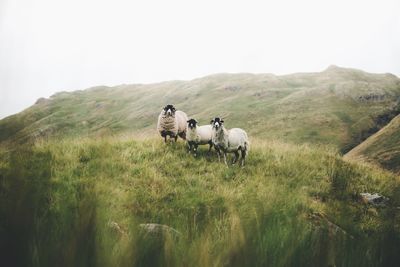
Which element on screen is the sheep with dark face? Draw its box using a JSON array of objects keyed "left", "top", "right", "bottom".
[
  {"left": 211, "top": 117, "right": 249, "bottom": 166},
  {"left": 157, "top": 104, "right": 188, "bottom": 142},
  {"left": 186, "top": 119, "right": 213, "bottom": 157}
]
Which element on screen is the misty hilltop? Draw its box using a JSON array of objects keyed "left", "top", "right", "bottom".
[{"left": 1, "top": 65, "right": 400, "bottom": 165}]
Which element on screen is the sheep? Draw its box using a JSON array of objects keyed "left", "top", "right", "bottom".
[
  {"left": 157, "top": 104, "right": 188, "bottom": 142},
  {"left": 211, "top": 117, "right": 250, "bottom": 166},
  {"left": 186, "top": 118, "right": 213, "bottom": 157}
]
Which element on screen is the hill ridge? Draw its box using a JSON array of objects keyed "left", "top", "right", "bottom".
[
  {"left": 38, "top": 66, "right": 400, "bottom": 103},
  {"left": 345, "top": 113, "right": 400, "bottom": 173}
]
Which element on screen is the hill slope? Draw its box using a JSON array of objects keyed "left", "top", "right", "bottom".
[
  {"left": 1, "top": 66, "right": 400, "bottom": 153},
  {"left": 1, "top": 137, "right": 399, "bottom": 266},
  {"left": 345, "top": 114, "right": 400, "bottom": 173}
]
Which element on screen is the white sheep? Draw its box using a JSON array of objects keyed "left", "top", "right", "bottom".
[
  {"left": 186, "top": 118, "right": 213, "bottom": 157},
  {"left": 211, "top": 117, "right": 250, "bottom": 166},
  {"left": 157, "top": 104, "right": 188, "bottom": 142}
]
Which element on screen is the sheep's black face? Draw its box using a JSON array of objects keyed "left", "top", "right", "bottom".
[
  {"left": 211, "top": 117, "right": 224, "bottom": 130},
  {"left": 163, "top": 104, "right": 176, "bottom": 116},
  {"left": 187, "top": 119, "right": 198, "bottom": 129}
]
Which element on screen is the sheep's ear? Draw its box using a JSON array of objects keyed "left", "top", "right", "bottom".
[
  {"left": 210, "top": 119, "right": 214, "bottom": 124},
  {"left": 221, "top": 120, "right": 224, "bottom": 124},
  {"left": 195, "top": 119, "right": 198, "bottom": 124}
]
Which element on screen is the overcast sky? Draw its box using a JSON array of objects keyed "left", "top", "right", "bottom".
[{"left": 0, "top": 0, "right": 399, "bottom": 118}]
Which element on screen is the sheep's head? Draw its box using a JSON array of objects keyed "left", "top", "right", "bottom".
[
  {"left": 210, "top": 117, "right": 224, "bottom": 130},
  {"left": 163, "top": 104, "right": 176, "bottom": 116},
  {"left": 187, "top": 119, "right": 198, "bottom": 129}
]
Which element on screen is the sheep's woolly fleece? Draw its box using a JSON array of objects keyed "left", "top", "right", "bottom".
[
  {"left": 187, "top": 125, "right": 213, "bottom": 145},
  {"left": 157, "top": 113, "right": 178, "bottom": 135},
  {"left": 157, "top": 110, "right": 188, "bottom": 137}
]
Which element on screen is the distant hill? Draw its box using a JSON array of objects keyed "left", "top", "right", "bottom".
[
  {"left": 1, "top": 65, "right": 400, "bottom": 153},
  {"left": 345, "top": 114, "right": 400, "bottom": 173}
]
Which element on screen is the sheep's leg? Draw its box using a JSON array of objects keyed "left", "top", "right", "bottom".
[
  {"left": 164, "top": 135, "right": 167, "bottom": 143},
  {"left": 240, "top": 149, "right": 246, "bottom": 167},
  {"left": 223, "top": 152, "right": 228, "bottom": 166},
  {"left": 232, "top": 151, "right": 239, "bottom": 165},
  {"left": 215, "top": 147, "right": 221, "bottom": 162},
  {"left": 207, "top": 142, "right": 213, "bottom": 156},
  {"left": 193, "top": 144, "right": 198, "bottom": 157},
  {"left": 174, "top": 135, "right": 178, "bottom": 142},
  {"left": 188, "top": 142, "right": 192, "bottom": 153}
]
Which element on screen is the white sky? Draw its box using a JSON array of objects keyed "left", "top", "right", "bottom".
[{"left": 0, "top": 0, "right": 399, "bottom": 119}]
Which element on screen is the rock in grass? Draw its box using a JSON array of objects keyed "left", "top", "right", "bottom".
[
  {"left": 360, "top": 193, "right": 389, "bottom": 206},
  {"left": 139, "top": 223, "right": 181, "bottom": 238},
  {"left": 309, "top": 212, "right": 354, "bottom": 239},
  {"left": 108, "top": 221, "right": 127, "bottom": 236}
]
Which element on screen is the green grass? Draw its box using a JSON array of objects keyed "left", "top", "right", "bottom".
[{"left": 1, "top": 136, "right": 399, "bottom": 266}]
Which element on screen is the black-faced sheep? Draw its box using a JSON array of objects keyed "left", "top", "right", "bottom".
[
  {"left": 186, "top": 118, "right": 213, "bottom": 157},
  {"left": 157, "top": 104, "right": 188, "bottom": 142},
  {"left": 211, "top": 117, "right": 249, "bottom": 166}
]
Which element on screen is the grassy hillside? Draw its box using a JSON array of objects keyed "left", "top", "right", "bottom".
[
  {"left": 1, "top": 66, "right": 399, "bottom": 154},
  {"left": 1, "top": 137, "right": 400, "bottom": 266},
  {"left": 345, "top": 114, "right": 400, "bottom": 173}
]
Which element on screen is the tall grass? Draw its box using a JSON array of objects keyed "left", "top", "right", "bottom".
[{"left": 0, "top": 137, "right": 399, "bottom": 266}]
